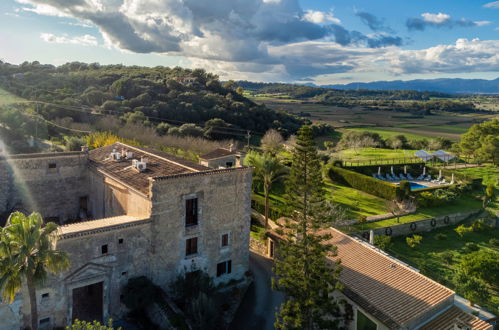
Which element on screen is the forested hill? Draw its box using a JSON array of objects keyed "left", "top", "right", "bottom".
[{"left": 0, "top": 61, "right": 305, "bottom": 138}]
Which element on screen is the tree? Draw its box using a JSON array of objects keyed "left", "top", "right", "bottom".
[
  {"left": 454, "top": 271, "right": 490, "bottom": 306},
  {"left": 483, "top": 183, "right": 496, "bottom": 207},
  {"left": 374, "top": 235, "right": 392, "bottom": 250},
  {"left": 272, "top": 126, "right": 343, "bottom": 329},
  {"left": 406, "top": 234, "right": 422, "bottom": 248},
  {"left": 458, "top": 250, "right": 499, "bottom": 286},
  {"left": 386, "top": 198, "right": 415, "bottom": 223},
  {"left": 0, "top": 212, "right": 70, "bottom": 330},
  {"left": 244, "top": 151, "right": 287, "bottom": 228},
  {"left": 459, "top": 119, "right": 499, "bottom": 164},
  {"left": 261, "top": 129, "right": 284, "bottom": 155}
]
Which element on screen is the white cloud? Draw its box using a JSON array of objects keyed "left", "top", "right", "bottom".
[
  {"left": 40, "top": 33, "right": 99, "bottom": 46},
  {"left": 421, "top": 12, "right": 450, "bottom": 24},
  {"left": 387, "top": 38, "right": 499, "bottom": 74},
  {"left": 303, "top": 10, "right": 341, "bottom": 24},
  {"left": 483, "top": 1, "right": 499, "bottom": 8},
  {"left": 474, "top": 21, "right": 492, "bottom": 26}
]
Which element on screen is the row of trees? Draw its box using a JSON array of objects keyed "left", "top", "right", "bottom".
[{"left": 456, "top": 119, "right": 499, "bottom": 164}]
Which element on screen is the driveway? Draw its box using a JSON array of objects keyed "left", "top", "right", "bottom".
[{"left": 229, "top": 252, "right": 285, "bottom": 330}]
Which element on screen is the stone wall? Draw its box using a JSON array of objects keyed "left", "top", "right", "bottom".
[
  {"left": 149, "top": 168, "right": 253, "bottom": 287},
  {"left": 0, "top": 152, "right": 89, "bottom": 222},
  {"left": 360, "top": 210, "right": 481, "bottom": 238}
]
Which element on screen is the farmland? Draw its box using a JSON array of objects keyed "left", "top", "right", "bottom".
[{"left": 249, "top": 94, "right": 496, "bottom": 141}]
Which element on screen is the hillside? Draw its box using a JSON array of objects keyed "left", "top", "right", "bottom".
[{"left": 0, "top": 61, "right": 305, "bottom": 140}]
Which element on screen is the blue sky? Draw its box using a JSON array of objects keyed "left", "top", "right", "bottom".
[{"left": 1, "top": 0, "right": 498, "bottom": 84}]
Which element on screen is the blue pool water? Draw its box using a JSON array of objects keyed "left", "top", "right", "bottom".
[{"left": 398, "top": 182, "right": 429, "bottom": 190}]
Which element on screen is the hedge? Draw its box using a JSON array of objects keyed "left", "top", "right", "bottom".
[
  {"left": 251, "top": 195, "right": 286, "bottom": 220},
  {"left": 328, "top": 165, "right": 400, "bottom": 200}
]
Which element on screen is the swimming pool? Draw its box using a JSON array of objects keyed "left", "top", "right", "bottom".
[{"left": 396, "top": 182, "right": 429, "bottom": 190}]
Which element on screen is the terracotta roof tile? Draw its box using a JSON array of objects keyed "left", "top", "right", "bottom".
[
  {"left": 58, "top": 215, "right": 150, "bottom": 239},
  {"left": 419, "top": 306, "right": 493, "bottom": 330},
  {"left": 200, "top": 148, "right": 238, "bottom": 160},
  {"left": 88, "top": 142, "right": 210, "bottom": 194},
  {"left": 323, "top": 228, "right": 455, "bottom": 328}
]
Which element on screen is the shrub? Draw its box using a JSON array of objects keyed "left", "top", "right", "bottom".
[
  {"left": 65, "top": 136, "right": 87, "bottom": 151},
  {"left": 459, "top": 250, "right": 499, "bottom": 286},
  {"left": 67, "top": 319, "right": 119, "bottom": 330},
  {"left": 406, "top": 234, "right": 423, "bottom": 248},
  {"left": 455, "top": 224, "right": 473, "bottom": 237},
  {"left": 464, "top": 242, "right": 480, "bottom": 252},
  {"left": 122, "top": 277, "right": 160, "bottom": 311},
  {"left": 398, "top": 181, "right": 412, "bottom": 200},
  {"left": 441, "top": 251, "right": 454, "bottom": 264},
  {"left": 374, "top": 235, "right": 392, "bottom": 250},
  {"left": 417, "top": 191, "right": 436, "bottom": 208},
  {"left": 434, "top": 233, "right": 447, "bottom": 240},
  {"left": 471, "top": 219, "right": 491, "bottom": 232},
  {"left": 489, "top": 238, "right": 499, "bottom": 247},
  {"left": 328, "top": 165, "right": 399, "bottom": 200}
]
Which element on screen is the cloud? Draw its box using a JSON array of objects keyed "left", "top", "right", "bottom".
[
  {"left": 483, "top": 1, "right": 499, "bottom": 8},
  {"left": 40, "top": 33, "right": 99, "bottom": 46},
  {"left": 355, "top": 11, "right": 394, "bottom": 33},
  {"left": 407, "top": 12, "right": 490, "bottom": 30},
  {"left": 387, "top": 38, "right": 499, "bottom": 74},
  {"left": 303, "top": 10, "right": 341, "bottom": 24}
]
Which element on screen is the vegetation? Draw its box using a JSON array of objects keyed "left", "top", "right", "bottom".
[
  {"left": 406, "top": 234, "right": 423, "bottom": 248},
  {"left": 67, "top": 319, "right": 120, "bottom": 330},
  {"left": 0, "top": 212, "right": 70, "bottom": 330},
  {"left": 245, "top": 151, "right": 288, "bottom": 228},
  {"left": 457, "top": 119, "right": 499, "bottom": 164},
  {"left": 455, "top": 165, "right": 499, "bottom": 188},
  {"left": 272, "top": 126, "right": 344, "bottom": 329},
  {"left": 388, "top": 221, "right": 498, "bottom": 312}
]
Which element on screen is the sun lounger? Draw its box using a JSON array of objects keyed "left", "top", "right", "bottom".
[
  {"left": 399, "top": 174, "right": 406, "bottom": 180},
  {"left": 424, "top": 175, "right": 431, "bottom": 181},
  {"left": 407, "top": 174, "right": 414, "bottom": 180},
  {"left": 416, "top": 174, "right": 424, "bottom": 180},
  {"left": 439, "top": 179, "right": 446, "bottom": 185}
]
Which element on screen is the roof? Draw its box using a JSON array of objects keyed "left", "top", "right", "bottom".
[
  {"left": 88, "top": 142, "right": 210, "bottom": 195},
  {"left": 419, "top": 306, "right": 492, "bottom": 330},
  {"left": 324, "top": 228, "right": 455, "bottom": 329},
  {"left": 58, "top": 215, "right": 150, "bottom": 239},
  {"left": 415, "top": 150, "right": 433, "bottom": 160},
  {"left": 199, "top": 148, "right": 239, "bottom": 160},
  {"left": 433, "top": 150, "right": 456, "bottom": 161}
]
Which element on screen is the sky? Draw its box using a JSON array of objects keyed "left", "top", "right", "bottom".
[{"left": 0, "top": 0, "right": 498, "bottom": 84}]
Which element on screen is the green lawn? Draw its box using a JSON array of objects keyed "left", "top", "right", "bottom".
[
  {"left": 388, "top": 222, "right": 499, "bottom": 313},
  {"left": 337, "top": 147, "right": 417, "bottom": 162},
  {"left": 346, "top": 127, "right": 430, "bottom": 140},
  {"left": 0, "top": 87, "right": 26, "bottom": 106},
  {"left": 455, "top": 165, "right": 499, "bottom": 187},
  {"left": 325, "top": 182, "right": 387, "bottom": 218},
  {"left": 350, "top": 195, "right": 483, "bottom": 231}
]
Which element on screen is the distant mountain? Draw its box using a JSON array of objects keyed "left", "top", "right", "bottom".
[{"left": 319, "top": 78, "right": 499, "bottom": 94}]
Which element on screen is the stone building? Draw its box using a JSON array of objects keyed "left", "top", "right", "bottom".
[
  {"left": 0, "top": 142, "right": 252, "bottom": 329},
  {"left": 199, "top": 146, "right": 244, "bottom": 169}
]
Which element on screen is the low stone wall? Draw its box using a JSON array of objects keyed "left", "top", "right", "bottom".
[{"left": 359, "top": 209, "right": 482, "bottom": 238}]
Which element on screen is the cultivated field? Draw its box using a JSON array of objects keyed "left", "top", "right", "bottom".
[
  {"left": 0, "top": 87, "right": 26, "bottom": 106},
  {"left": 251, "top": 95, "right": 496, "bottom": 141}
]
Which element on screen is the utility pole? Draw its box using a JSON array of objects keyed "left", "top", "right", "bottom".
[
  {"left": 35, "top": 102, "right": 38, "bottom": 142},
  {"left": 246, "top": 130, "right": 251, "bottom": 149}
]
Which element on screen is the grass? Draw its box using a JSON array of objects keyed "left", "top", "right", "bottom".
[
  {"left": 325, "top": 182, "right": 387, "bottom": 218},
  {"left": 387, "top": 221, "right": 499, "bottom": 313},
  {"left": 0, "top": 87, "right": 27, "bottom": 106},
  {"left": 250, "top": 217, "right": 266, "bottom": 242},
  {"left": 345, "top": 127, "right": 430, "bottom": 141},
  {"left": 455, "top": 165, "right": 499, "bottom": 187},
  {"left": 337, "top": 147, "right": 417, "bottom": 162},
  {"left": 350, "top": 195, "right": 483, "bottom": 231}
]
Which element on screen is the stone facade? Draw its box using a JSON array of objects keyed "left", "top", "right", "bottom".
[{"left": 0, "top": 145, "right": 252, "bottom": 329}]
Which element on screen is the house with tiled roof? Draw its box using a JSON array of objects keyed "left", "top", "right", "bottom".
[
  {"left": 0, "top": 142, "right": 253, "bottom": 329},
  {"left": 199, "top": 145, "right": 245, "bottom": 169},
  {"left": 266, "top": 224, "right": 493, "bottom": 330}
]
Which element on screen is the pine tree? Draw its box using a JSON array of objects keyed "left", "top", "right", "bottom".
[{"left": 272, "top": 126, "right": 343, "bottom": 330}]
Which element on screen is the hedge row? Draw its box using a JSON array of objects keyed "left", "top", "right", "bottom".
[
  {"left": 251, "top": 195, "right": 286, "bottom": 220},
  {"left": 328, "top": 165, "right": 400, "bottom": 200}
]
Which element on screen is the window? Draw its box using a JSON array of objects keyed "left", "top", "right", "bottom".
[
  {"left": 118, "top": 238, "right": 124, "bottom": 244},
  {"left": 221, "top": 233, "right": 229, "bottom": 247},
  {"left": 101, "top": 244, "right": 108, "bottom": 255},
  {"left": 41, "top": 293, "right": 49, "bottom": 299},
  {"left": 216, "top": 260, "right": 232, "bottom": 277},
  {"left": 48, "top": 163, "right": 56, "bottom": 169},
  {"left": 357, "top": 310, "right": 377, "bottom": 330},
  {"left": 79, "top": 196, "right": 88, "bottom": 211},
  {"left": 185, "top": 237, "right": 198, "bottom": 256},
  {"left": 39, "top": 317, "right": 50, "bottom": 325},
  {"left": 225, "top": 161, "right": 233, "bottom": 168},
  {"left": 185, "top": 198, "right": 198, "bottom": 226},
  {"left": 121, "top": 271, "right": 128, "bottom": 276}
]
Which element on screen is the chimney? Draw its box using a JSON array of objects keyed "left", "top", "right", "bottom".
[
  {"left": 121, "top": 149, "right": 126, "bottom": 158},
  {"left": 369, "top": 230, "right": 374, "bottom": 245},
  {"left": 229, "top": 143, "right": 234, "bottom": 152},
  {"left": 81, "top": 146, "right": 89, "bottom": 153}
]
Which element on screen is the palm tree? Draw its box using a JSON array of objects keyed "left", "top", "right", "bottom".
[
  {"left": 245, "top": 152, "right": 288, "bottom": 228},
  {"left": 0, "top": 212, "right": 70, "bottom": 330}
]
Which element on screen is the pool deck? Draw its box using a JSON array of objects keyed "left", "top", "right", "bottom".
[{"left": 388, "top": 179, "right": 452, "bottom": 189}]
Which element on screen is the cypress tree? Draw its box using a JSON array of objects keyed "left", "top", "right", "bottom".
[{"left": 272, "top": 126, "right": 344, "bottom": 329}]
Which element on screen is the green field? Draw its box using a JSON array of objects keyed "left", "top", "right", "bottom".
[
  {"left": 344, "top": 127, "right": 430, "bottom": 141},
  {"left": 325, "top": 182, "right": 387, "bottom": 218},
  {"left": 349, "top": 195, "right": 483, "bottom": 231},
  {"left": 0, "top": 87, "right": 26, "bottom": 106},
  {"left": 336, "top": 147, "right": 417, "bottom": 162},
  {"left": 388, "top": 222, "right": 499, "bottom": 313},
  {"left": 455, "top": 165, "right": 499, "bottom": 187}
]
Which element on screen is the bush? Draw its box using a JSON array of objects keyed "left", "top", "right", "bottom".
[
  {"left": 441, "top": 251, "right": 454, "bottom": 264},
  {"left": 67, "top": 319, "right": 119, "bottom": 330},
  {"left": 489, "top": 238, "right": 499, "bottom": 246},
  {"left": 374, "top": 235, "right": 392, "bottom": 250},
  {"left": 65, "top": 136, "right": 87, "bottom": 151},
  {"left": 417, "top": 191, "right": 436, "bottom": 208},
  {"left": 464, "top": 242, "right": 480, "bottom": 252},
  {"left": 406, "top": 234, "right": 423, "bottom": 248},
  {"left": 434, "top": 233, "right": 447, "bottom": 240},
  {"left": 455, "top": 224, "right": 473, "bottom": 237},
  {"left": 328, "top": 165, "right": 400, "bottom": 200},
  {"left": 122, "top": 277, "right": 159, "bottom": 311},
  {"left": 471, "top": 219, "right": 491, "bottom": 232}
]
